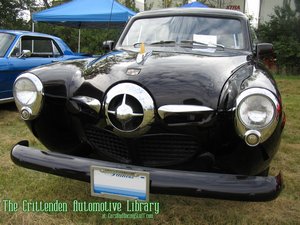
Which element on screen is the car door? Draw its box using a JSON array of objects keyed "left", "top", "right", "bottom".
[
  {"left": 4, "top": 36, "right": 64, "bottom": 98},
  {"left": 0, "top": 58, "right": 11, "bottom": 100},
  {"left": 0, "top": 32, "right": 17, "bottom": 100}
]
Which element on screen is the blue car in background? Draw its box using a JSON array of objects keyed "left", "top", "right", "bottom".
[{"left": 0, "top": 30, "right": 89, "bottom": 103}]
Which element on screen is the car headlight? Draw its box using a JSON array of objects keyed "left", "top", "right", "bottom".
[
  {"left": 238, "top": 94, "right": 275, "bottom": 129},
  {"left": 235, "top": 88, "right": 280, "bottom": 146},
  {"left": 13, "top": 73, "right": 43, "bottom": 120}
]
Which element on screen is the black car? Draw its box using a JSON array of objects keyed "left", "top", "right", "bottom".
[{"left": 11, "top": 8, "right": 285, "bottom": 201}]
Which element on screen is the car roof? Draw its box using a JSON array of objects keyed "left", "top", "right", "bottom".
[
  {"left": 134, "top": 7, "right": 248, "bottom": 20},
  {"left": 0, "top": 30, "right": 61, "bottom": 39}
]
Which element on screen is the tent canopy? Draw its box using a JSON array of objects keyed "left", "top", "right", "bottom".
[
  {"left": 180, "top": 1, "right": 208, "bottom": 8},
  {"left": 32, "top": 0, "right": 136, "bottom": 28}
]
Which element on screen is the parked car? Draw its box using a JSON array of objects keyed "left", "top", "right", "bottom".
[
  {"left": 0, "top": 30, "right": 88, "bottom": 103},
  {"left": 11, "top": 8, "right": 285, "bottom": 201}
]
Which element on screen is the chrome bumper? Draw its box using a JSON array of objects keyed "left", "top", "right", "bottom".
[{"left": 11, "top": 141, "right": 283, "bottom": 201}]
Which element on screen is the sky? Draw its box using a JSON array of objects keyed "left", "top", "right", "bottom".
[{"left": 245, "top": 0, "right": 260, "bottom": 27}]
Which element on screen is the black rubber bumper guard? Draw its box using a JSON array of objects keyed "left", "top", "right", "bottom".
[{"left": 11, "top": 141, "right": 283, "bottom": 201}]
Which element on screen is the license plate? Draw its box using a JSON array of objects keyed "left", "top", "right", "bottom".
[{"left": 90, "top": 166, "right": 149, "bottom": 201}]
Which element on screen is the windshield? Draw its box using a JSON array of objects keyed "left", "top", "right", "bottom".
[
  {"left": 120, "top": 16, "right": 246, "bottom": 53},
  {"left": 0, "top": 33, "right": 16, "bottom": 57}
]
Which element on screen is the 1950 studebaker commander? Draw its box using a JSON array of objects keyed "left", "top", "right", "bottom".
[{"left": 11, "top": 8, "right": 285, "bottom": 201}]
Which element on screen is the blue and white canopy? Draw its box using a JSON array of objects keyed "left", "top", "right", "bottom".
[
  {"left": 33, "top": 0, "right": 136, "bottom": 28},
  {"left": 180, "top": 1, "right": 209, "bottom": 8}
]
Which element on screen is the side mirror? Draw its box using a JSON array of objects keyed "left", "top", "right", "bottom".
[
  {"left": 18, "top": 50, "right": 32, "bottom": 58},
  {"left": 103, "top": 40, "right": 115, "bottom": 52},
  {"left": 256, "top": 43, "right": 273, "bottom": 60}
]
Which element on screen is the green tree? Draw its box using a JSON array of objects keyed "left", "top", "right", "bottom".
[
  {"left": 201, "top": 0, "right": 233, "bottom": 8},
  {"left": 162, "top": 0, "right": 173, "bottom": 8},
  {"left": 256, "top": 0, "right": 300, "bottom": 74},
  {"left": 294, "top": 0, "right": 300, "bottom": 12},
  {"left": 0, "top": 0, "right": 37, "bottom": 29},
  {"left": 123, "top": 0, "right": 139, "bottom": 12}
]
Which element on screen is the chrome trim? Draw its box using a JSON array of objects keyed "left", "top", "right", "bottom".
[
  {"left": 7, "top": 36, "right": 21, "bottom": 58},
  {"left": 13, "top": 73, "right": 44, "bottom": 120},
  {"left": 0, "top": 97, "right": 14, "bottom": 104},
  {"left": 126, "top": 68, "right": 141, "bottom": 76},
  {"left": 7, "top": 35, "right": 62, "bottom": 58},
  {"left": 20, "top": 107, "right": 32, "bottom": 120},
  {"left": 158, "top": 105, "right": 214, "bottom": 119},
  {"left": 104, "top": 83, "right": 154, "bottom": 137},
  {"left": 244, "top": 130, "right": 261, "bottom": 147},
  {"left": 72, "top": 96, "right": 101, "bottom": 113},
  {"left": 235, "top": 88, "right": 280, "bottom": 145}
]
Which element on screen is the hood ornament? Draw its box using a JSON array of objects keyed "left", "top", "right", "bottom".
[{"left": 136, "top": 42, "right": 152, "bottom": 65}]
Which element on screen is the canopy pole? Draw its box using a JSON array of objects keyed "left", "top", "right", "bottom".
[
  {"left": 32, "top": 22, "right": 35, "bottom": 32},
  {"left": 78, "top": 28, "right": 81, "bottom": 53}
]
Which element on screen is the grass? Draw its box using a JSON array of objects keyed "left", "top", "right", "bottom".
[{"left": 0, "top": 76, "right": 300, "bottom": 225}]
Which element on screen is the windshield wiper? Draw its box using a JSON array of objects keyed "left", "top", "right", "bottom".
[
  {"left": 133, "top": 41, "right": 176, "bottom": 48},
  {"left": 180, "top": 40, "right": 225, "bottom": 50},
  {"left": 149, "top": 40, "right": 176, "bottom": 45},
  {"left": 133, "top": 42, "right": 143, "bottom": 48}
]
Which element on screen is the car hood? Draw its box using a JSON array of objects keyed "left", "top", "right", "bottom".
[
  {"left": 30, "top": 50, "right": 250, "bottom": 110},
  {"left": 82, "top": 50, "right": 250, "bottom": 109}
]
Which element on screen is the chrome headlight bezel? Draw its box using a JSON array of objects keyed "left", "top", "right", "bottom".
[
  {"left": 13, "top": 73, "right": 44, "bottom": 120},
  {"left": 235, "top": 88, "right": 280, "bottom": 146}
]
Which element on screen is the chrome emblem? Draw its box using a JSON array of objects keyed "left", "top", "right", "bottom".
[
  {"left": 104, "top": 83, "right": 154, "bottom": 137},
  {"left": 109, "top": 94, "right": 143, "bottom": 123},
  {"left": 136, "top": 51, "right": 152, "bottom": 65},
  {"left": 116, "top": 101, "right": 134, "bottom": 122}
]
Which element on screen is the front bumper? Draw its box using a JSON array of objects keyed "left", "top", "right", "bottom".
[{"left": 11, "top": 141, "right": 283, "bottom": 201}]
